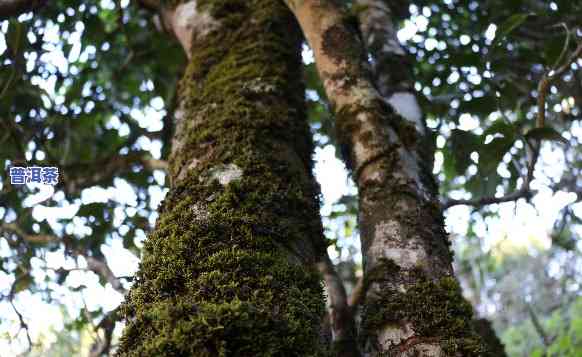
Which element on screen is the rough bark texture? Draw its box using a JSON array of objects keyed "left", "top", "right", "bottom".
[
  {"left": 117, "top": 1, "right": 327, "bottom": 355},
  {"left": 357, "top": 2, "right": 506, "bottom": 356},
  {"left": 471, "top": 319, "right": 507, "bottom": 357},
  {"left": 284, "top": 0, "right": 484, "bottom": 355},
  {"left": 355, "top": 0, "right": 433, "bottom": 166}
]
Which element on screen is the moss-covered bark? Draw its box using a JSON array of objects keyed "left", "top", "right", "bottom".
[
  {"left": 352, "top": 1, "right": 493, "bottom": 355},
  {"left": 117, "top": 1, "right": 327, "bottom": 355},
  {"left": 471, "top": 319, "right": 507, "bottom": 357},
  {"left": 282, "top": 0, "right": 486, "bottom": 355}
]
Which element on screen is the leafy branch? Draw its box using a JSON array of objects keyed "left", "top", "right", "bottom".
[{"left": 443, "top": 27, "right": 581, "bottom": 210}]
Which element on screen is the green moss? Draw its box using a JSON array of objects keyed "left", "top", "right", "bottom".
[
  {"left": 117, "top": 1, "right": 327, "bottom": 355},
  {"left": 321, "top": 23, "right": 361, "bottom": 65},
  {"left": 472, "top": 318, "right": 507, "bottom": 357},
  {"left": 363, "top": 257, "right": 401, "bottom": 288},
  {"left": 361, "top": 259, "right": 484, "bottom": 356},
  {"left": 394, "top": 119, "right": 418, "bottom": 149}
]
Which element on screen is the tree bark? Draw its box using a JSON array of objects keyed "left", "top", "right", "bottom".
[
  {"left": 284, "top": 0, "right": 484, "bottom": 355},
  {"left": 355, "top": 0, "right": 433, "bottom": 166},
  {"left": 471, "top": 319, "right": 508, "bottom": 357},
  {"left": 356, "top": 2, "right": 507, "bottom": 355},
  {"left": 117, "top": 1, "right": 327, "bottom": 355},
  {"left": 317, "top": 253, "right": 359, "bottom": 356}
]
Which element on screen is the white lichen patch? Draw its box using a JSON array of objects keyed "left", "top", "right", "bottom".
[
  {"left": 370, "top": 220, "right": 428, "bottom": 269},
  {"left": 387, "top": 92, "right": 424, "bottom": 134},
  {"left": 410, "top": 344, "right": 444, "bottom": 356},
  {"left": 378, "top": 322, "right": 414, "bottom": 350},
  {"left": 169, "top": 1, "right": 221, "bottom": 57},
  {"left": 204, "top": 163, "right": 243, "bottom": 186},
  {"left": 350, "top": 82, "right": 378, "bottom": 108},
  {"left": 190, "top": 203, "right": 210, "bottom": 221},
  {"left": 243, "top": 79, "right": 277, "bottom": 94}
]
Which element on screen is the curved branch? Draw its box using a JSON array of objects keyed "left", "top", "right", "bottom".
[
  {"left": 83, "top": 255, "right": 127, "bottom": 295},
  {"left": 0, "top": 225, "right": 127, "bottom": 295},
  {"left": 443, "top": 39, "right": 582, "bottom": 210},
  {"left": 537, "top": 40, "right": 582, "bottom": 128},
  {"left": 442, "top": 188, "right": 534, "bottom": 210}
]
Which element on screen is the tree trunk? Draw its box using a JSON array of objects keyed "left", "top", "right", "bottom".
[
  {"left": 117, "top": 1, "right": 327, "bottom": 355},
  {"left": 471, "top": 319, "right": 508, "bottom": 357},
  {"left": 356, "top": 2, "right": 506, "bottom": 355},
  {"left": 284, "top": 0, "right": 484, "bottom": 355}
]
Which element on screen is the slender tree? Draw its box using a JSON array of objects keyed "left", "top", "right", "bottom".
[
  {"left": 354, "top": 2, "right": 506, "bottom": 355},
  {"left": 285, "top": 0, "right": 483, "bottom": 355}
]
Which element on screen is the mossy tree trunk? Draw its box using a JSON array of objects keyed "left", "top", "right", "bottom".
[
  {"left": 284, "top": 0, "right": 485, "bottom": 355},
  {"left": 356, "top": 2, "right": 506, "bottom": 355},
  {"left": 117, "top": 1, "right": 328, "bottom": 355}
]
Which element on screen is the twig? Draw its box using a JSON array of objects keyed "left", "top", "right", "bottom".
[
  {"left": 537, "top": 40, "right": 582, "bottom": 129},
  {"left": 83, "top": 255, "right": 127, "bottom": 295},
  {"left": 89, "top": 309, "right": 119, "bottom": 357},
  {"left": 526, "top": 304, "right": 553, "bottom": 347},
  {"left": 316, "top": 253, "right": 359, "bottom": 356},
  {"left": 9, "top": 273, "right": 33, "bottom": 353}
]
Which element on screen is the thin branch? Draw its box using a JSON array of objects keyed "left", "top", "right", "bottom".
[
  {"left": 443, "top": 37, "right": 582, "bottom": 210},
  {"left": 442, "top": 187, "right": 534, "bottom": 210},
  {"left": 60, "top": 151, "right": 167, "bottom": 194},
  {"left": 89, "top": 309, "right": 119, "bottom": 357},
  {"left": 537, "top": 40, "right": 582, "bottom": 129},
  {"left": 1, "top": 225, "right": 127, "bottom": 294},
  {"left": 1, "top": 223, "right": 60, "bottom": 245},
  {"left": 83, "top": 255, "right": 127, "bottom": 295},
  {"left": 316, "top": 254, "right": 359, "bottom": 357},
  {"left": 526, "top": 304, "right": 553, "bottom": 347},
  {"left": 9, "top": 273, "right": 33, "bottom": 353},
  {"left": 9, "top": 299, "right": 33, "bottom": 353}
]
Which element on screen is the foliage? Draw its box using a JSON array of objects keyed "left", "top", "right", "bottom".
[{"left": 1, "top": 0, "right": 182, "bottom": 353}]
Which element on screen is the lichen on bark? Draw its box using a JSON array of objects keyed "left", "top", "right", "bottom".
[
  {"left": 117, "top": 1, "right": 327, "bottom": 355},
  {"left": 282, "top": 0, "right": 487, "bottom": 355}
]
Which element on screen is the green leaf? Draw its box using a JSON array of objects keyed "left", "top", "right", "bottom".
[
  {"left": 13, "top": 274, "right": 33, "bottom": 293},
  {"left": 492, "top": 13, "right": 531, "bottom": 47},
  {"left": 530, "top": 348, "right": 544, "bottom": 357},
  {"left": 525, "top": 127, "right": 568, "bottom": 144}
]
